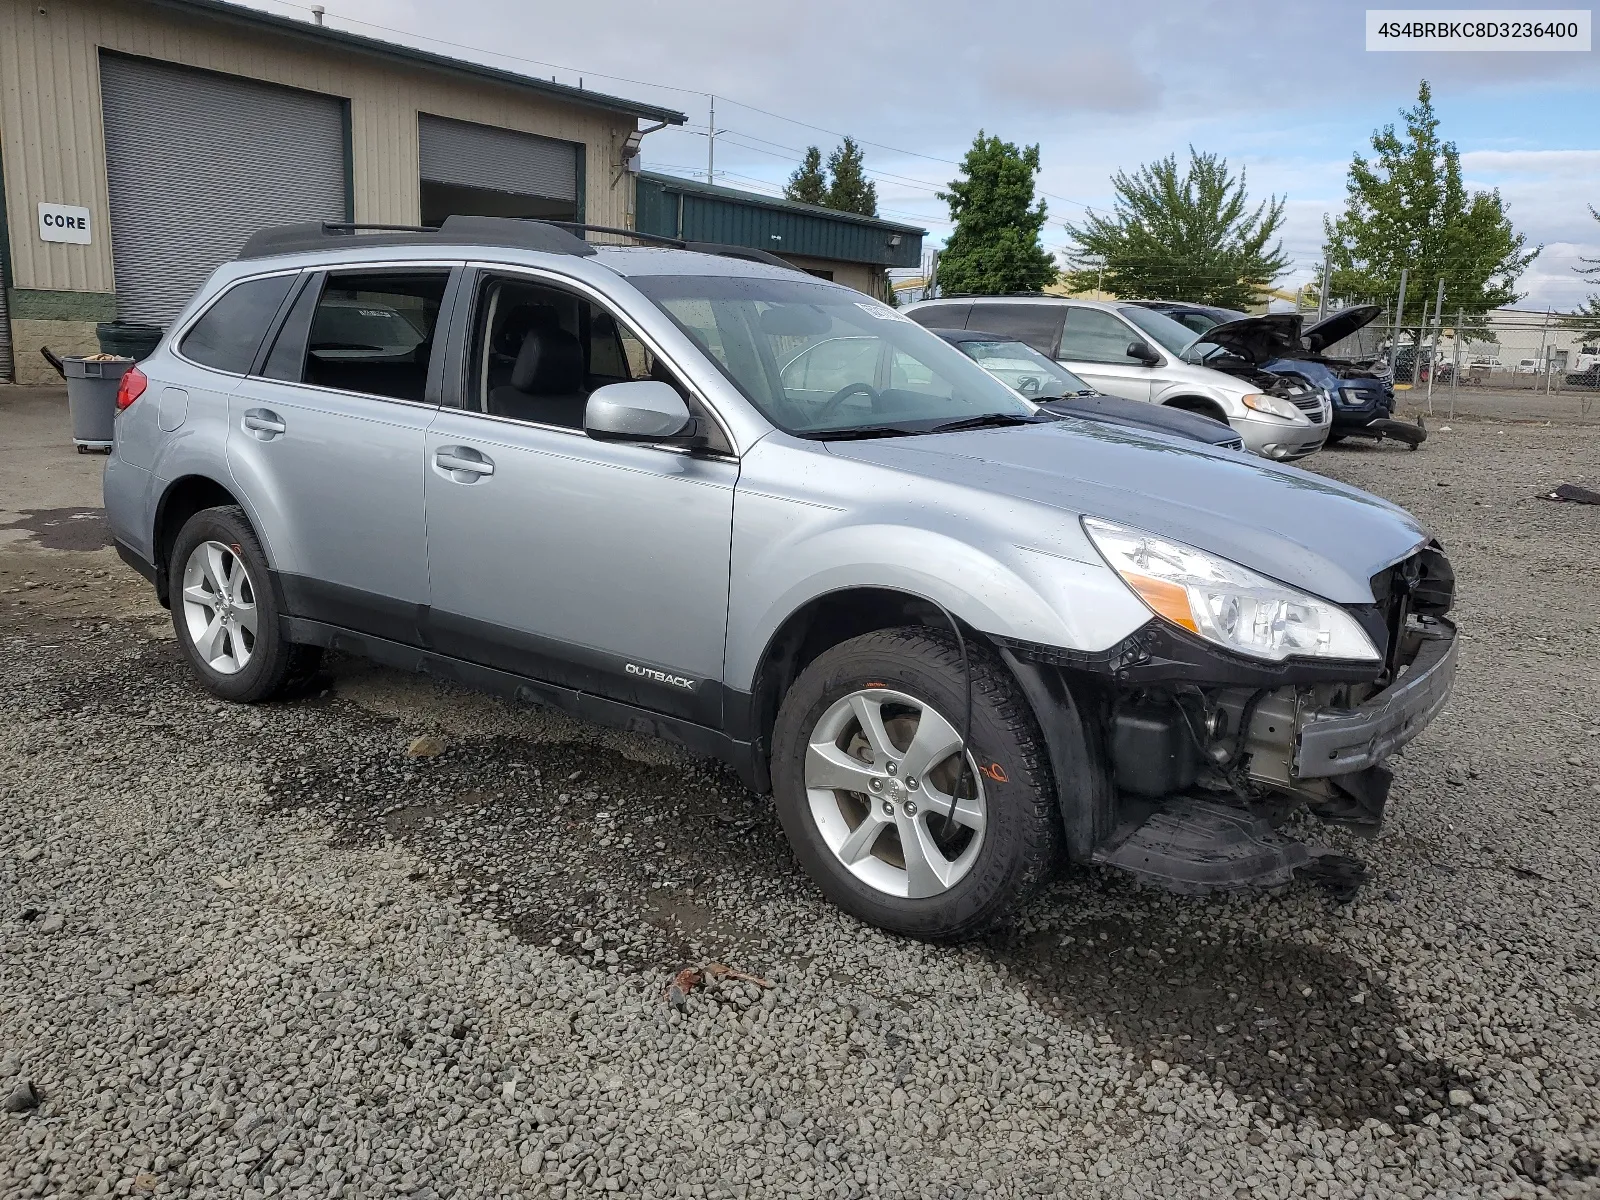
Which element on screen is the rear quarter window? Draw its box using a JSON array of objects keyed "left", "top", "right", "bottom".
[
  {"left": 180, "top": 274, "right": 297, "bottom": 374},
  {"left": 965, "top": 304, "right": 1065, "bottom": 358},
  {"left": 905, "top": 302, "right": 972, "bottom": 332}
]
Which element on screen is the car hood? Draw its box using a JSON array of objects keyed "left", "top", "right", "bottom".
[
  {"left": 1303, "top": 304, "right": 1383, "bottom": 354},
  {"left": 825, "top": 422, "right": 1427, "bottom": 604},
  {"left": 1037, "top": 395, "right": 1240, "bottom": 446},
  {"left": 1196, "top": 313, "right": 1305, "bottom": 365}
]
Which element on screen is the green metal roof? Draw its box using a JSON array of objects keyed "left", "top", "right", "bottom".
[
  {"left": 139, "top": 0, "right": 687, "bottom": 126},
  {"left": 636, "top": 172, "right": 924, "bottom": 269}
]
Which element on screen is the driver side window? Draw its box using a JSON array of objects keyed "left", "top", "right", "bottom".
[{"left": 466, "top": 274, "right": 728, "bottom": 452}]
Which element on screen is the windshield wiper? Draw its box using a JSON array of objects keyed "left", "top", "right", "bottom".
[
  {"left": 926, "top": 413, "right": 1043, "bottom": 434},
  {"left": 798, "top": 423, "right": 925, "bottom": 441}
]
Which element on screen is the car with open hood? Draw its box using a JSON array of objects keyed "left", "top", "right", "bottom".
[
  {"left": 103, "top": 218, "right": 1456, "bottom": 941},
  {"left": 925, "top": 327, "right": 1244, "bottom": 450},
  {"left": 903, "top": 296, "right": 1330, "bottom": 461},
  {"left": 1133, "top": 301, "right": 1397, "bottom": 441}
]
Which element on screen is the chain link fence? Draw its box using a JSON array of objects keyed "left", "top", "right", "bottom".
[{"left": 1315, "top": 304, "right": 1598, "bottom": 421}]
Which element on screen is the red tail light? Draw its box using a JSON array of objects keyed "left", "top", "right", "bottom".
[{"left": 115, "top": 365, "right": 148, "bottom": 412}]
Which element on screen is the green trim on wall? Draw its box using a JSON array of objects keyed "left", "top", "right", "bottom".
[{"left": 8, "top": 290, "right": 120, "bottom": 321}]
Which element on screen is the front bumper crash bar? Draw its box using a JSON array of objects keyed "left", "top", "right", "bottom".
[{"left": 1293, "top": 622, "right": 1458, "bottom": 779}]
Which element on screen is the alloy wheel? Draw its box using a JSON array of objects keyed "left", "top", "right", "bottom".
[
  {"left": 180, "top": 540, "right": 257, "bottom": 675},
  {"left": 803, "top": 688, "right": 986, "bottom": 899}
]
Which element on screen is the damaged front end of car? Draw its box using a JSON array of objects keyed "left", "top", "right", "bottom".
[{"left": 1002, "top": 537, "right": 1458, "bottom": 898}]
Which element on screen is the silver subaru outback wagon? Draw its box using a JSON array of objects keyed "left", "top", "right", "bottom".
[{"left": 105, "top": 217, "right": 1459, "bottom": 940}]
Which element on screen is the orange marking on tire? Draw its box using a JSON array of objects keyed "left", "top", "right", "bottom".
[
  {"left": 980, "top": 762, "right": 1009, "bottom": 783},
  {"left": 865, "top": 681, "right": 886, "bottom": 688}
]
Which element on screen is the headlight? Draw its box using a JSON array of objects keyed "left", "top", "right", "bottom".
[
  {"left": 1240, "top": 392, "right": 1302, "bottom": 420},
  {"left": 1081, "top": 517, "right": 1380, "bottom": 662}
]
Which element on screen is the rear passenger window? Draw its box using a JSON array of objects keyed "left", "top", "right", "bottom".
[
  {"left": 300, "top": 271, "right": 449, "bottom": 402},
  {"left": 966, "top": 304, "right": 1065, "bottom": 358},
  {"left": 180, "top": 275, "right": 296, "bottom": 373}
]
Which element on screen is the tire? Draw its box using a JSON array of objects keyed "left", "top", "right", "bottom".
[
  {"left": 770, "top": 626, "right": 1060, "bottom": 941},
  {"left": 168, "top": 505, "right": 321, "bottom": 703},
  {"left": 1325, "top": 433, "right": 1346, "bottom": 446}
]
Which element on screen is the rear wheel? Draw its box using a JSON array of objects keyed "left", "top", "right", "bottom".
[
  {"left": 771, "top": 627, "right": 1060, "bottom": 940},
  {"left": 169, "top": 506, "right": 321, "bottom": 703}
]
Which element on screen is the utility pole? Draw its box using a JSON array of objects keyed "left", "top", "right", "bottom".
[
  {"left": 1316, "top": 261, "right": 1331, "bottom": 323},
  {"left": 707, "top": 95, "right": 716, "bottom": 183}
]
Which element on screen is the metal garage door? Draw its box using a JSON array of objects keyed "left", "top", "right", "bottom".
[
  {"left": 99, "top": 53, "right": 348, "bottom": 325},
  {"left": 0, "top": 274, "right": 11, "bottom": 382},
  {"left": 418, "top": 114, "right": 578, "bottom": 202}
]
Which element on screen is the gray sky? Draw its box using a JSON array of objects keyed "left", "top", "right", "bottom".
[{"left": 251, "top": 0, "right": 1598, "bottom": 309}]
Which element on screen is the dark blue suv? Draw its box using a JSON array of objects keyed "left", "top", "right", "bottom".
[{"left": 1132, "top": 302, "right": 1394, "bottom": 442}]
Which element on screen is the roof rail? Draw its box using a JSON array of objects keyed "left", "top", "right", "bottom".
[
  {"left": 544, "top": 222, "right": 798, "bottom": 271},
  {"left": 236, "top": 216, "right": 800, "bottom": 272},
  {"left": 237, "top": 216, "right": 598, "bottom": 260}
]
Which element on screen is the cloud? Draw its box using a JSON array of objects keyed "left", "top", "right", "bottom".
[
  {"left": 981, "top": 48, "right": 1164, "bottom": 115},
  {"left": 1461, "top": 149, "right": 1600, "bottom": 179}
]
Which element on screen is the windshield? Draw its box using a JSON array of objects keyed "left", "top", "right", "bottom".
[
  {"left": 631, "top": 274, "right": 1035, "bottom": 437},
  {"left": 1118, "top": 305, "right": 1200, "bottom": 356},
  {"left": 957, "top": 339, "right": 1094, "bottom": 399}
]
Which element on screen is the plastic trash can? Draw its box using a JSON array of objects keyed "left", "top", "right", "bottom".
[
  {"left": 95, "top": 321, "right": 164, "bottom": 360},
  {"left": 63, "top": 356, "right": 133, "bottom": 453}
]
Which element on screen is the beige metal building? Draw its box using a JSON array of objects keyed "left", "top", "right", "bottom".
[{"left": 0, "top": 0, "right": 685, "bottom": 383}]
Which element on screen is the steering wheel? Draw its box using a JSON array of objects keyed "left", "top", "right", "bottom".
[{"left": 813, "top": 382, "right": 882, "bottom": 423}]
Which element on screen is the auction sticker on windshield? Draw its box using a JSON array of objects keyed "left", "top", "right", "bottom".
[
  {"left": 1366, "top": 9, "right": 1590, "bottom": 49},
  {"left": 855, "top": 302, "right": 911, "bottom": 321}
]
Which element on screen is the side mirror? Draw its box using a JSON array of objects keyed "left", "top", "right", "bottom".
[
  {"left": 584, "top": 381, "right": 699, "bottom": 445},
  {"left": 1126, "top": 340, "right": 1160, "bottom": 366}
]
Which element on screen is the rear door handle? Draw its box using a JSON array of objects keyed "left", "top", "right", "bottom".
[
  {"left": 242, "top": 408, "right": 286, "bottom": 439},
  {"left": 435, "top": 447, "right": 494, "bottom": 481}
]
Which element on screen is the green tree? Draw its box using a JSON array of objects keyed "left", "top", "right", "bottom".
[
  {"left": 1566, "top": 205, "right": 1600, "bottom": 344},
  {"left": 937, "top": 132, "right": 1057, "bottom": 295},
  {"left": 825, "top": 137, "right": 878, "bottom": 216},
  {"left": 1323, "top": 80, "right": 1539, "bottom": 321},
  {"left": 1062, "top": 148, "right": 1287, "bottom": 307},
  {"left": 784, "top": 146, "right": 828, "bottom": 206}
]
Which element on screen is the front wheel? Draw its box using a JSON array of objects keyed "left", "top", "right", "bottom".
[
  {"left": 169, "top": 505, "right": 321, "bottom": 703},
  {"left": 770, "top": 627, "right": 1060, "bottom": 941}
]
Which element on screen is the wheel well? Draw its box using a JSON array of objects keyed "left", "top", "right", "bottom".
[
  {"left": 746, "top": 587, "right": 984, "bottom": 791},
  {"left": 152, "top": 476, "right": 241, "bottom": 605},
  {"left": 1163, "top": 396, "right": 1230, "bottom": 425}
]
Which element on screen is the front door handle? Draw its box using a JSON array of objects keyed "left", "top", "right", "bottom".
[
  {"left": 435, "top": 447, "right": 494, "bottom": 482},
  {"left": 242, "top": 408, "right": 286, "bottom": 439}
]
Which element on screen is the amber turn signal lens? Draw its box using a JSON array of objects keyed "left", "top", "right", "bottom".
[{"left": 1125, "top": 573, "right": 1198, "bottom": 633}]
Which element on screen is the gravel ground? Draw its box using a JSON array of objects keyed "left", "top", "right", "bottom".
[{"left": 2, "top": 406, "right": 1598, "bottom": 1199}]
